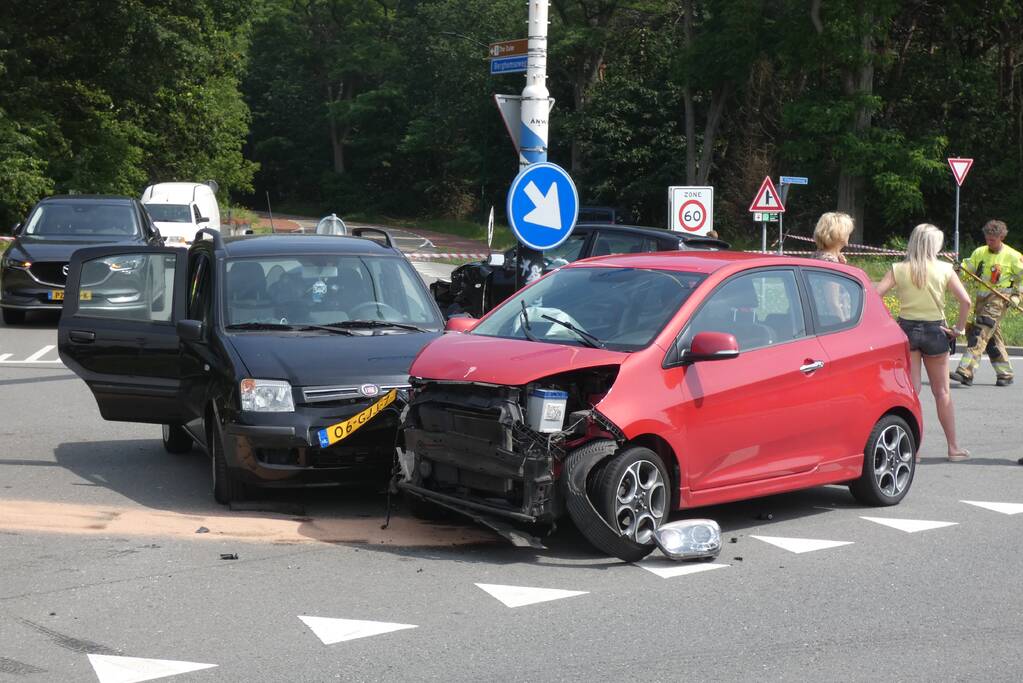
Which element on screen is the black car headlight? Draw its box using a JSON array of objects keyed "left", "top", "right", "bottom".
[
  {"left": 1, "top": 254, "right": 31, "bottom": 270},
  {"left": 107, "top": 256, "right": 145, "bottom": 273}
]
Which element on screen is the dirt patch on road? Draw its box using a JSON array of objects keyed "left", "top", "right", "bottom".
[{"left": 0, "top": 499, "right": 496, "bottom": 547}]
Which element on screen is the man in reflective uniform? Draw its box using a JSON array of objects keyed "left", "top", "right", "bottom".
[{"left": 951, "top": 220, "right": 1023, "bottom": 387}]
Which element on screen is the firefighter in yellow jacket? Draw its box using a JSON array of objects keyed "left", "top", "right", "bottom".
[{"left": 950, "top": 220, "right": 1023, "bottom": 386}]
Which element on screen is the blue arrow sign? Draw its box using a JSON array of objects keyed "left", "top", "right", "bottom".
[
  {"left": 490, "top": 55, "right": 527, "bottom": 75},
  {"left": 507, "top": 162, "right": 579, "bottom": 251},
  {"left": 779, "top": 176, "right": 809, "bottom": 185}
]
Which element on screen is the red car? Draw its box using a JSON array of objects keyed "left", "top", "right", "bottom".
[{"left": 397, "top": 251, "right": 922, "bottom": 560}]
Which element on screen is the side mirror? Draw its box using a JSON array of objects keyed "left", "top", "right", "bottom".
[
  {"left": 197, "top": 216, "right": 210, "bottom": 224},
  {"left": 683, "top": 331, "right": 739, "bottom": 363},
  {"left": 444, "top": 316, "right": 476, "bottom": 333},
  {"left": 12, "top": 223, "right": 22, "bottom": 236},
  {"left": 177, "top": 319, "right": 203, "bottom": 342}
]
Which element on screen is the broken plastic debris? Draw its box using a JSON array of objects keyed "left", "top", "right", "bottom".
[
  {"left": 195, "top": 526, "right": 209, "bottom": 534},
  {"left": 756, "top": 513, "right": 774, "bottom": 521},
  {"left": 219, "top": 553, "right": 238, "bottom": 560}
]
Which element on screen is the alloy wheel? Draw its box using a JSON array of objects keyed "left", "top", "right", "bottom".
[
  {"left": 872, "top": 424, "right": 912, "bottom": 497},
  {"left": 612, "top": 460, "right": 667, "bottom": 544}
]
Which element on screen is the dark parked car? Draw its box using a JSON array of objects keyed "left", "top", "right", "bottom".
[
  {"left": 577, "top": 205, "right": 627, "bottom": 224},
  {"left": 1, "top": 195, "right": 164, "bottom": 324},
  {"left": 57, "top": 229, "right": 444, "bottom": 503},
  {"left": 431, "top": 222, "right": 729, "bottom": 318}
]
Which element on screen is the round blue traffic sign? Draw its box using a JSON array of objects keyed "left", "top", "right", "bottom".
[{"left": 506, "top": 162, "right": 579, "bottom": 251}]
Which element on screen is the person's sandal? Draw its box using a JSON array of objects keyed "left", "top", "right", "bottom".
[{"left": 948, "top": 450, "right": 971, "bottom": 462}]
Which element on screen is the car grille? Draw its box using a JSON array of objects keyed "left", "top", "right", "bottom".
[
  {"left": 30, "top": 262, "right": 68, "bottom": 286},
  {"left": 301, "top": 383, "right": 410, "bottom": 404}
]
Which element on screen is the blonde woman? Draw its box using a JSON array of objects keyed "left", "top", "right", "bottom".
[
  {"left": 813, "top": 212, "right": 855, "bottom": 263},
  {"left": 877, "top": 223, "right": 971, "bottom": 462}
]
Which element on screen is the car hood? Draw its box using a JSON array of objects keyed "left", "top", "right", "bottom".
[
  {"left": 8, "top": 236, "right": 134, "bottom": 261},
  {"left": 410, "top": 333, "right": 628, "bottom": 385},
  {"left": 227, "top": 330, "right": 442, "bottom": 387}
]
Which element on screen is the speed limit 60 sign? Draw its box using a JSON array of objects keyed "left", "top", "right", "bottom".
[{"left": 668, "top": 186, "right": 713, "bottom": 235}]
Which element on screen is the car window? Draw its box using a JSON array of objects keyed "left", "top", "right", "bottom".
[
  {"left": 544, "top": 233, "right": 587, "bottom": 267},
  {"left": 25, "top": 203, "right": 140, "bottom": 238},
  {"left": 193, "top": 205, "right": 203, "bottom": 222},
  {"left": 222, "top": 254, "right": 441, "bottom": 330},
  {"left": 591, "top": 232, "right": 659, "bottom": 258},
  {"left": 682, "top": 270, "right": 806, "bottom": 351},
  {"left": 146, "top": 204, "right": 192, "bottom": 223},
  {"left": 187, "top": 254, "right": 212, "bottom": 323},
  {"left": 804, "top": 270, "right": 863, "bottom": 333},
  {"left": 472, "top": 266, "right": 705, "bottom": 352},
  {"left": 75, "top": 252, "right": 176, "bottom": 322}
]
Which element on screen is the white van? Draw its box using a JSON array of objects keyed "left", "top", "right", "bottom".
[{"left": 140, "top": 181, "right": 221, "bottom": 246}]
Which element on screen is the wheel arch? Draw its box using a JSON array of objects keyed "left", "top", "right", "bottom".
[
  {"left": 623, "top": 433, "right": 681, "bottom": 510},
  {"left": 879, "top": 407, "right": 920, "bottom": 452}
]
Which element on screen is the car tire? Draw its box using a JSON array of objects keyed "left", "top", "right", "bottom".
[
  {"left": 595, "top": 446, "right": 670, "bottom": 547},
  {"left": 161, "top": 423, "right": 193, "bottom": 454},
  {"left": 210, "top": 420, "right": 248, "bottom": 505},
  {"left": 562, "top": 441, "right": 660, "bottom": 562},
  {"left": 2, "top": 308, "right": 25, "bottom": 325},
  {"left": 849, "top": 415, "right": 916, "bottom": 506}
]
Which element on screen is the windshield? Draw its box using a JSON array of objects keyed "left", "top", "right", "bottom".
[
  {"left": 223, "top": 254, "right": 442, "bottom": 332},
  {"left": 473, "top": 266, "right": 705, "bottom": 352},
  {"left": 145, "top": 204, "right": 192, "bottom": 223},
  {"left": 24, "top": 203, "right": 140, "bottom": 238}
]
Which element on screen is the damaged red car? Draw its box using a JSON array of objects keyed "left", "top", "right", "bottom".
[{"left": 397, "top": 252, "right": 923, "bottom": 561}]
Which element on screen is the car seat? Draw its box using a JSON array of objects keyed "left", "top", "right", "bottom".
[
  {"left": 227, "top": 262, "right": 272, "bottom": 324},
  {"left": 703, "top": 278, "right": 775, "bottom": 350}
]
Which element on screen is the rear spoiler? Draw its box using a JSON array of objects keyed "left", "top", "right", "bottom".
[{"left": 351, "top": 227, "right": 395, "bottom": 249}]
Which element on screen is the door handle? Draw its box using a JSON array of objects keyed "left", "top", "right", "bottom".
[
  {"left": 69, "top": 330, "right": 96, "bottom": 343},
  {"left": 800, "top": 360, "right": 825, "bottom": 374}
]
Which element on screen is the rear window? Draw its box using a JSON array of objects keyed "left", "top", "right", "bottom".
[
  {"left": 145, "top": 204, "right": 192, "bottom": 223},
  {"left": 25, "top": 203, "right": 140, "bottom": 238},
  {"left": 804, "top": 270, "right": 864, "bottom": 333}
]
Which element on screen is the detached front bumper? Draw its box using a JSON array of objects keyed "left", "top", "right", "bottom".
[{"left": 221, "top": 399, "right": 404, "bottom": 487}]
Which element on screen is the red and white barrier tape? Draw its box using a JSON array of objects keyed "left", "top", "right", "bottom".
[
  {"left": 777, "top": 233, "right": 956, "bottom": 259},
  {"left": 407, "top": 252, "right": 488, "bottom": 260}
]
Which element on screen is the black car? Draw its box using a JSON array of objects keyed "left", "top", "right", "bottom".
[
  {"left": 432, "top": 222, "right": 729, "bottom": 318},
  {"left": 57, "top": 229, "right": 444, "bottom": 503},
  {"left": 1, "top": 195, "right": 164, "bottom": 324}
]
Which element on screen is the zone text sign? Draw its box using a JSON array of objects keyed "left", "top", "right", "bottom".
[{"left": 669, "top": 186, "right": 714, "bottom": 235}]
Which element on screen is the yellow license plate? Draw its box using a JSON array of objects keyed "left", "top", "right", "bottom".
[
  {"left": 316, "top": 389, "right": 397, "bottom": 448},
  {"left": 48, "top": 290, "right": 91, "bottom": 301}
]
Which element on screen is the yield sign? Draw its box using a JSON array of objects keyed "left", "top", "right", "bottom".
[
  {"left": 748, "top": 176, "right": 786, "bottom": 213},
  {"left": 948, "top": 157, "right": 974, "bottom": 186}
]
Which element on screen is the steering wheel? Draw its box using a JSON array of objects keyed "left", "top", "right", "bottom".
[{"left": 349, "top": 301, "right": 403, "bottom": 321}]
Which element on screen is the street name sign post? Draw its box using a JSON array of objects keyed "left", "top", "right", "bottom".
[
  {"left": 948, "top": 158, "right": 973, "bottom": 258},
  {"left": 776, "top": 175, "right": 808, "bottom": 254},
  {"left": 668, "top": 186, "right": 714, "bottom": 235}
]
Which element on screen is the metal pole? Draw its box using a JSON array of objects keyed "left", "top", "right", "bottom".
[
  {"left": 778, "top": 214, "right": 784, "bottom": 255},
  {"left": 954, "top": 183, "right": 961, "bottom": 259},
  {"left": 265, "top": 191, "right": 276, "bottom": 233},
  {"left": 761, "top": 222, "right": 767, "bottom": 252},
  {"left": 516, "top": 0, "right": 550, "bottom": 288}
]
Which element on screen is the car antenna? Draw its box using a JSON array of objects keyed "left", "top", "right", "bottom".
[{"left": 265, "top": 190, "right": 276, "bottom": 233}]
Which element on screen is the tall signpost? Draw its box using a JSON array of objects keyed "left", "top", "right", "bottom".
[
  {"left": 749, "top": 176, "right": 785, "bottom": 252},
  {"left": 777, "top": 176, "right": 807, "bottom": 255},
  {"left": 948, "top": 158, "right": 973, "bottom": 259}
]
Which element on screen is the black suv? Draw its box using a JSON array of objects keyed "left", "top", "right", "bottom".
[
  {"left": 432, "top": 222, "right": 729, "bottom": 318},
  {"left": 1, "top": 195, "right": 164, "bottom": 324},
  {"left": 57, "top": 229, "right": 444, "bottom": 503}
]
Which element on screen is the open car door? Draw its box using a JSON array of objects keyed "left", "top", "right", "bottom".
[{"left": 58, "top": 246, "right": 190, "bottom": 424}]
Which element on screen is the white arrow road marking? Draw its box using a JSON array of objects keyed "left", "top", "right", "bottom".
[
  {"left": 750, "top": 535, "right": 853, "bottom": 554},
  {"left": 860, "top": 516, "right": 958, "bottom": 533},
  {"left": 298, "top": 616, "right": 417, "bottom": 645},
  {"left": 23, "top": 345, "right": 56, "bottom": 362},
  {"left": 522, "top": 181, "right": 562, "bottom": 229},
  {"left": 87, "top": 654, "right": 216, "bottom": 683},
  {"left": 636, "top": 560, "right": 729, "bottom": 579},
  {"left": 475, "top": 583, "right": 588, "bottom": 608},
  {"left": 961, "top": 500, "right": 1023, "bottom": 515}
]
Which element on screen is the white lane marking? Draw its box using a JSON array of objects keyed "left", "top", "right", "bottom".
[
  {"left": 860, "top": 516, "right": 958, "bottom": 533},
  {"left": 0, "top": 353, "right": 11, "bottom": 362},
  {"left": 750, "top": 535, "right": 854, "bottom": 554},
  {"left": 636, "top": 560, "right": 730, "bottom": 579},
  {"left": 22, "top": 345, "right": 56, "bottom": 362},
  {"left": 87, "top": 654, "right": 216, "bottom": 683},
  {"left": 298, "top": 616, "right": 417, "bottom": 645},
  {"left": 961, "top": 500, "right": 1023, "bottom": 515},
  {"left": 475, "top": 583, "right": 588, "bottom": 608}
]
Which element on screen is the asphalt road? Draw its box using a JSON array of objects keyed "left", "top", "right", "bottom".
[{"left": 2, "top": 312, "right": 1023, "bottom": 681}]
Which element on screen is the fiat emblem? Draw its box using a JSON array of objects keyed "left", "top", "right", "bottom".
[
  {"left": 62, "top": 264, "right": 69, "bottom": 276},
  {"left": 360, "top": 384, "right": 380, "bottom": 397}
]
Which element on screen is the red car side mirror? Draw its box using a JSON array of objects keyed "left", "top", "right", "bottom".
[
  {"left": 444, "top": 317, "right": 476, "bottom": 333},
  {"left": 685, "top": 331, "right": 739, "bottom": 363}
]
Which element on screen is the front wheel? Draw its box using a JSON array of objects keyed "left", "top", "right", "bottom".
[
  {"left": 161, "top": 423, "right": 192, "bottom": 454},
  {"left": 849, "top": 415, "right": 916, "bottom": 506},
  {"left": 596, "top": 447, "right": 671, "bottom": 546},
  {"left": 210, "top": 421, "right": 249, "bottom": 504}
]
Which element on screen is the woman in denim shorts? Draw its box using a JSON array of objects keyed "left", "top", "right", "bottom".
[{"left": 877, "top": 224, "right": 972, "bottom": 461}]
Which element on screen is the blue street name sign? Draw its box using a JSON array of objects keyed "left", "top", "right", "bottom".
[
  {"left": 779, "top": 176, "right": 809, "bottom": 185},
  {"left": 507, "top": 162, "right": 579, "bottom": 251},
  {"left": 490, "top": 55, "right": 527, "bottom": 75}
]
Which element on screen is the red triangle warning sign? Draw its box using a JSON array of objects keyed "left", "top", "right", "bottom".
[
  {"left": 948, "top": 158, "right": 973, "bottom": 186},
  {"left": 748, "top": 176, "right": 785, "bottom": 213}
]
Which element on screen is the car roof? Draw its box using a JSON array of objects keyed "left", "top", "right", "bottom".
[
  {"left": 217, "top": 233, "right": 400, "bottom": 257},
  {"left": 573, "top": 222, "right": 678, "bottom": 238},
  {"left": 565, "top": 250, "right": 845, "bottom": 275},
  {"left": 38, "top": 195, "right": 136, "bottom": 205}
]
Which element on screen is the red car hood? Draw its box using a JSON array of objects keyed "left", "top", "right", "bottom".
[{"left": 411, "top": 333, "right": 628, "bottom": 385}]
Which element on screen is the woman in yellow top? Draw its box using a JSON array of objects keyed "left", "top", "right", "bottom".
[{"left": 877, "top": 223, "right": 972, "bottom": 462}]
